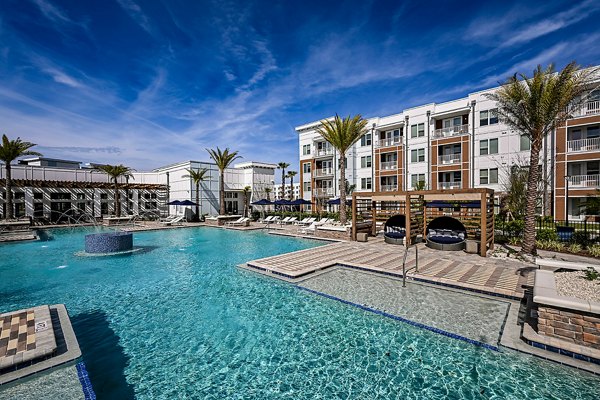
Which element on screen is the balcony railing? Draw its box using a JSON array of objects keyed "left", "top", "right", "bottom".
[
  {"left": 567, "top": 137, "right": 600, "bottom": 152},
  {"left": 438, "top": 153, "right": 461, "bottom": 164},
  {"left": 315, "top": 148, "right": 334, "bottom": 157},
  {"left": 568, "top": 174, "right": 600, "bottom": 188},
  {"left": 314, "top": 188, "right": 334, "bottom": 197},
  {"left": 571, "top": 100, "right": 600, "bottom": 117},
  {"left": 380, "top": 160, "right": 398, "bottom": 170},
  {"left": 432, "top": 124, "right": 469, "bottom": 139},
  {"left": 377, "top": 137, "right": 402, "bottom": 148},
  {"left": 438, "top": 181, "right": 461, "bottom": 190},
  {"left": 313, "top": 168, "right": 333, "bottom": 178},
  {"left": 380, "top": 184, "right": 398, "bottom": 192}
]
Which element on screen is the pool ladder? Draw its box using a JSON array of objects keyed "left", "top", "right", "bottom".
[{"left": 402, "top": 244, "right": 419, "bottom": 288}]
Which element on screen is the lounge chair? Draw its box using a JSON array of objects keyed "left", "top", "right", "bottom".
[
  {"left": 228, "top": 217, "right": 250, "bottom": 227},
  {"left": 296, "top": 217, "right": 316, "bottom": 226},
  {"left": 284, "top": 217, "right": 298, "bottom": 224},
  {"left": 160, "top": 215, "right": 185, "bottom": 226},
  {"left": 299, "top": 222, "right": 317, "bottom": 235},
  {"left": 225, "top": 217, "right": 245, "bottom": 226},
  {"left": 294, "top": 217, "right": 311, "bottom": 225},
  {"left": 264, "top": 216, "right": 280, "bottom": 226},
  {"left": 278, "top": 217, "right": 292, "bottom": 225},
  {"left": 261, "top": 216, "right": 275, "bottom": 223}
]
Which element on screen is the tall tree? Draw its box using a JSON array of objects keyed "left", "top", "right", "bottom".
[
  {"left": 264, "top": 187, "right": 272, "bottom": 201},
  {"left": 277, "top": 162, "right": 290, "bottom": 200},
  {"left": 315, "top": 114, "right": 368, "bottom": 224},
  {"left": 287, "top": 171, "right": 297, "bottom": 200},
  {"left": 486, "top": 62, "right": 590, "bottom": 256},
  {"left": 241, "top": 185, "right": 251, "bottom": 217},
  {"left": 182, "top": 167, "right": 208, "bottom": 221},
  {"left": 0, "top": 135, "right": 42, "bottom": 220},
  {"left": 96, "top": 164, "right": 135, "bottom": 217},
  {"left": 206, "top": 147, "right": 241, "bottom": 215}
]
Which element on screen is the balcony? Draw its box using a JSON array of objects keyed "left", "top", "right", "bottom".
[
  {"left": 380, "top": 184, "right": 398, "bottom": 192},
  {"left": 438, "top": 181, "right": 461, "bottom": 190},
  {"left": 432, "top": 124, "right": 469, "bottom": 139},
  {"left": 380, "top": 160, "right": 397, "bottom": 170},
  {"left": 314, "top": 188, "right": 334, "bottom": 197},
  {"left": 571, "top": 100, "right": 600, "bottom": 117},
  {"left": 313, "top": 168, "right": 333, "bottom": 178},
  {"left": 568, "top": 175, "right": 600, "bottom": 188},
  {"left": 438, "top": 153, "right": 461, "bottom": 164},
  {"left": 567, "top": 137, "right": 600, "bottom": 152},
  {"left": 377, "top": 137, "right": 402, "bottom": 148},
  {"left": 315, "top": 148, "right": 334, "bottom": 157}
]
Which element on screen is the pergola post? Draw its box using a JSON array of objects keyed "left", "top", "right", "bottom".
[
  {"left": 405, "top": 193, "right": 411, "bottom": 246},
  {"left": 351, "top": 193, "right": 357, "bottom": 241},
  {"left": 480, "top": 191, "right": 487, "bottom": 257},
  {"left": 371, "top": 199, "right": 377, "bottom": 236}
]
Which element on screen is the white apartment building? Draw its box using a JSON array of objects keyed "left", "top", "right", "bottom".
[
  {"left": 297, "top": 75, "right": 600, "bottom": 220},
  {"left": 274, "top": 182, "right": 300, "bottom": 201},
  {"left": 0, "top": 157, "right": 277, "bottom": 220}
]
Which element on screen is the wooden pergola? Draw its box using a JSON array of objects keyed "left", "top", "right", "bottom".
[{"left": 351, "top": 188, "right": 494, "bottom": 257}]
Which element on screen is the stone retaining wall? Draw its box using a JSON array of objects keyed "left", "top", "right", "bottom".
[{"left": 537, "top": 306, "right": 600, "bottom": 350}]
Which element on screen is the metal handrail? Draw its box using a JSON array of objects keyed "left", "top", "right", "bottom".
[{"left": 402, "top": 244, "right": 419, "bottom": 287}]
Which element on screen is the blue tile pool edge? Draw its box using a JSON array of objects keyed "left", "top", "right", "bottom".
[
  {"left": 296, "top": 286, "right": 500, "bottom": 352},
  {"left": 76, "top": 362, "right": 97, "bottom": 400}
]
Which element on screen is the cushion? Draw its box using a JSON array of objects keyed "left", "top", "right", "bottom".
[{"left": 385, "top": 231, "right": 406, "bottom": 239}]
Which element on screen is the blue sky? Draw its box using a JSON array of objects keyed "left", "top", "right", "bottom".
[{"left": 1, "top": 0, "right": 599, "bottom": 172}]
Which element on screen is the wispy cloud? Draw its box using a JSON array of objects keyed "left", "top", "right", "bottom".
[
  {"left": 31, "top": 0, "right": 74, "bottom": 25},
  {"left": 116, "top": 0, "right": 153, "bottom": 35}
]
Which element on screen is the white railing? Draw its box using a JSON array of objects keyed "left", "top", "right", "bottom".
[
  {"left": 377, "top": 137, "right": 402, "bottom": 147},
  {"left": 380, "top": 160, "right": 397, "bottom": 170},
  {"left": 438, "top": 181, "right": 461, "bottom": 190},
  {"left": 432, "top": 124, "right": 469, "bottom": 139},
  {"left": 314, "top": 188, "right": 334, "bottom": 196},
  {"left": 381, "top": 184, "right": 398, "bottom": 192},
  {"left": 568, "top": 175, "right": 600, "bottom": 188},
  {"left": 567, "top": 137, "right": 600, "bottom": 152},
  {"left": 438, "top": 154, "right": 461, "bottom": 164},
  {"left": 315, "top": 148, "right": 334, "bottom": 157},
  {"left": 313, "top": 168, "right": 333, "bottom": 178},
  {"left": 570, "top": 101, "right": 600, "bottom": 117}
]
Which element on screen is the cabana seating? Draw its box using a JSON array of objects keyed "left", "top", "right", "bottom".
[
  {"left": 383, "top": 215, "right": 406, "bottom": 245},
  {"left": 426, "top": 216, "right": 467, "bottom": 251}
]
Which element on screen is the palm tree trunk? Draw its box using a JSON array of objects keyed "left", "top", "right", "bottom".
[
  {"left": 339, "top": 154, "right": 347, "bottom": 225},
  {"left": 219, "top": 170, "right": 225, "bottom": 215},
  {"left": 281, "top": 170, "right": 286, "bottom": 200},
  {"left": 522, "top": 137, "right": 543, "bottom": 256},
  {"left": 5, "top": 163, "right": 13, "bottom": 219},
  {"left": 289, "top": 177, "right": 293, "bottom": 200},
  {"left": 114, "top": 181, "right": 120, "bottom": 217},
  {"left": 195, "top": 182, "right": 200, "bottom": 222}
]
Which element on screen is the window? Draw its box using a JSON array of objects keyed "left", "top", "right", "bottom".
[
  {"left": 411, "top": 148, "right": 425, "bottom": 163},
  {"left": 303, "top": 163, "right": 311, "bottom": 174},
  {"left": 360, "top": 156, "right": 372, "bottom": 168},
  {"left": 480, "top": 108, "right": 498, "bottom": 126},
  {"left": 303, "top": 182, "right": 311, "bottom": 192},
  {"left": 520, "top": 135, "right": 531, "bottom": 151},
  {"left": 361, "top": 177, "right": 372, "bottom": 190},
  {"left": 34, "top": 192, "right": 43, "bottom": 200},
  {"left": 479, "top": 138, "right": 498, "bottom": 155},
  {"left": 411, "top": 123, "right": 425, "bottom": 138},
  {"left": 360, "top": 133, "right": 372, "bottom": 146},
  {"left": 302, "top": 144, "right": 311, "bottom": 155},
  {"left": 411, "top": 174, "right": 425, "bottom": 188},
  {"left": 479, "top": 168, "right": 498, "bottom": 185},
  {"left": 587, "top": 125, "right": 600, "bottom": 138}
]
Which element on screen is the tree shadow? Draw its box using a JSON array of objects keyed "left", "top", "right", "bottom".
[{"left": 71, "top": 311, "right": 135, "bottom": 400}]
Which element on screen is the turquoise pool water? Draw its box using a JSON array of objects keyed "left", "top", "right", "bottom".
[{"left": 0, "top": 227, "right": 598, "bottom": 399}]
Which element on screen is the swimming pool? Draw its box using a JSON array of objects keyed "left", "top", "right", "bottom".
[{"left": 0, "top": 227, "right": 598, "bottom": 399}]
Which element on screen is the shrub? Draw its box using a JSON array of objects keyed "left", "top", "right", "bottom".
[
  {"left": 572, "top": 231, "right": 590, "bottom": 248},
  {"left": 588, "top": 244, "right": 600, "bottom": 258},
  {"left": 567, "top": 243, "right": 582, "bottom": 254},
  {"left": 536, "top": 240, "right": 564, "bottom": 252},
  {"left": 505, "top": 220, "right": 525, "bottom": 237},
  {"left": 508, "top": 236, "right": 521, "bottom": 246},
  {"left": 584, "top": 267, "right": 600, "bottom": 281},
  {"left": 536, "top": 229, "right": 558, "bottom": 241}
]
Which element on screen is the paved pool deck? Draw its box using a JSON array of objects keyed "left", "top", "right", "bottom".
[{"left": 246, "top": 238, "right": 535, "bottom": 299}]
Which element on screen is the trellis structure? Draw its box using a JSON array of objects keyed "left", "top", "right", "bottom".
[{"left": 351, "top": 188, "right": 494, "bottom": 257}]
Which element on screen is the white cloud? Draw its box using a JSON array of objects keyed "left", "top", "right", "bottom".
[{"left": 116, "top": 0, "right": 154, "bottom": 35}]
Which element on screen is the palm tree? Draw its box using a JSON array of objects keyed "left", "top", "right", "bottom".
[
  {"left": 277, "top": 162, "right": 290, "bottom": 200},
  {"left": 486, "top": 62, "right": 590, "bottom": 256},
  {"left": 315, "top": 114, "right": 368, "bottom": 225},
  {"left": 241, "top": 185, "right": 251, "bottom": 217},
  {"left": 264, "top": 187, "right": 272, "bottom": 201},
  {"left": 95, "top": 164, "right": 135, "bottom": 217},
  {"left": 182, "top": 168, "right": 208, "bottom": 221},
  {"left": 286, "top": 171, "right": 297, "bottom": 200},
  {"left": 345, "top": 179, "right": 356, "bottom": 195},
  {"left": 0, "top": 135, "right": 42, "bottom": 220},
  {"left": 206, "top": 147, "right": 241, "bottom": 215}
]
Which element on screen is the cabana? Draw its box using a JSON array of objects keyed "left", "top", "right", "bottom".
[
  {"left": 383, "top": 214, "right": 406, "bottom": 245},
  {"left": 351, "top": 188, "right": 494, "bottom": 257}
]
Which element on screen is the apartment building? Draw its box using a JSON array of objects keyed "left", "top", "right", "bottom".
[
  {"left": 274, "top": 182, "right": 301, "bottom": 201},
  {"left": 297, "top": 75, "right": 600, "bottom": 220},
  {"left": 0, "top": 158, "right": 277, "bottom": 220}
]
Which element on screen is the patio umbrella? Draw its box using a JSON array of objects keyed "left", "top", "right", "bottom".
[
  {"left": 327, "top": 198, "right": 352, "bottom": 205},
  {"left": 179, "top": 200, "right": 197, "bottom": 206},
  {"left": 290, "top": 199, "right": 311, "bottom": 205},
  {"left": 273, "top": 199, "right": 294, "bottom": 206},
  {"left": 251, "top": 199, "right": 273, "bottom": 205},
  {"left": 167, "top": 200, "right": 182, "bottom": 205}
]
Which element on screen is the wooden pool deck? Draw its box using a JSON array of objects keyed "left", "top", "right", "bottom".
[{"left": 246, "top": 239, "right": 535, "bottom": 299}]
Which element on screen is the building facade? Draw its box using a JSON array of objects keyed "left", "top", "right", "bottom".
[
  {"left": 297, "top": 76, "right": 600, "bottom": 220},
  {"left": 0, "top": 158, "right": 277, "bottom": 220},
  {"left": 274, "top": 182, "right": 301, "bottom": 201}
]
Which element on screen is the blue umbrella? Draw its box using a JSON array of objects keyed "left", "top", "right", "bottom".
[
  {"left": 273, "top": 199, "right": 294, "bottom": 206},
  {"left": 179, "top": 200, "right": 197, "bottom": 206},
  {"left": 167, "top": 200, "right": 182, "bottom": 205},
  {"left": 251, "top": 199, "right": 273, "bottom": 205},
  {"left": 327, "top": 198, "right": 352, "bottom": 205},
  {"left": 290, "top": 198, "right": 312, "bottom": 205}
]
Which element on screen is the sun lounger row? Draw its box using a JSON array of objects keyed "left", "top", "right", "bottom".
[{"left": 225, "top": 217, "right": 250, "bottom": 226}]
